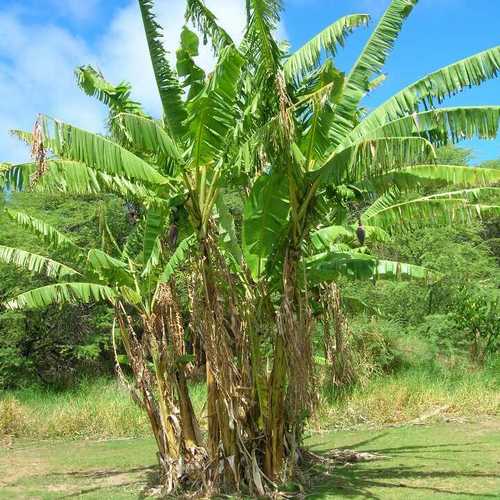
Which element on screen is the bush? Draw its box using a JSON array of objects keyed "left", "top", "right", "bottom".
[
  {"left": 341, "top": 221, "right": 499, "bottom": 366},
  {"left": 0, "top": 397, "right": 27, "bottom": 436},
  {"left": 0, "top": 378, "right": 208, "bottom": 440},
  {"left": 347, "top": 318, "right": 434, "bottom": 378},
  {"left": 409, "top": 314, "right": 461, "bottom": 356},
  {"left": 0, "top": 379, "right": 149, "bottom": 439}
]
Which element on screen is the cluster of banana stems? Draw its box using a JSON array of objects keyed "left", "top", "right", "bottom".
[
  {"left": 7, "top": 0, "right": 497, "bottom": 494},
  {"left": 108, "top": 229, "right": 320, "bottom": 496}
]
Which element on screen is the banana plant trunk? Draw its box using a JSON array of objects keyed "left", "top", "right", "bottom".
[
  {"left": 114, "top": 286, "right": 205, "bottom": 494},
  {"left": 264, "top": 332, "right": 287, "bottom": 480},
  {"left": 322, "top": 282, "right": 355, "bottom": 387},
  {"left": 197, "top": 237, "right": 241, "bottom": 489},
  {"left": 264, "top": 248, "right": 314, "bottom": 481}
]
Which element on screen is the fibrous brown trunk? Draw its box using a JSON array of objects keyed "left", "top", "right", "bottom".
[
  {"left": 264, "top": 249, "right": 315, "bottom": 481},
  {"left": 189, "top": 233, "right": 276, "bottom": 495},
  {"left": 194, "top": 236, "right": 245, "bottom": 490},
  {"left": 321, "top": 282, "right": 355, "bottom": 387},
  {"left": 264, "top": 332, "right": 287, "bottom": 481},
  {"left": 114, "top": 282, "right": 206, "bottom": 494}
]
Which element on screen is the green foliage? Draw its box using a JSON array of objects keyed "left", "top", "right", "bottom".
[
  {"left": 176, "top": 26, "right": 206, "bottom": 101},
  {"left": 1, "top": 0, "right": 499, "bottom": 493},
  {"left": 114, "top": 113, "right": 182, "bottom": 167},
  {"left": 242, "top": 172, "right": 290, "bottom": 280},
  {"left": 0, "top": 192, "right": 127, "bottom": 388},
  {"left": 0, "top": 246, "right": 80, "bottom": 279},
  {"left": 6, "top": 208, "right": 81, "bottom": 253},
  {"left": 244, "top": 0, "right": 283, "bottom": 82},
  {"left": 186, "top": 45, "right": 244, "bottom": 168},
  {"left": 360, "top": 106, "right": 500, "bottom": 146},
  {"left": 75, "top": 65, "right": 146, "bottom": 122},
  {"left": 137, "top": 0, "right": 187, "bottom": 138},
  {"left": 315, "top": 136, "right": 436, "bottom": 186},
  {"left": 361, "top": 187, "right": 500, "bottom": 231},
  {"left": 0, "top": 379, "right": 149, "bottom": 439},
  {"left": 354, "top": 46, "right": 500, "bottom": 140},
  {"left": 436, "top": 145, "right": 474, "bottom": 165},
  {"left": 453, "top": 286, "right": 499, "bottom": 359},
  {"left": 158, "top": 234, "right": 196, "bottom": 285},
  {"left": 345, "top": 221, "right": 500, "bottom": 362},
  {"left": 406, "top": 288, "right": 498, "bottom": 361},
  {"left": 185, "top": 0, "right": 233, "bottom": 53},
  {"left": 284, "top": 14, "right": 369, "bottom": 81},
  {"left": 215, "top": 191, "right": 243, "bottom": 265},
  {"left": 409, "top": 314, "right": 460, "bottom": 355},
  {"left": 3, "top": 160, "right": 161, "bottom": 203},
  {"left": 320, "top": 362, "right": 500, "bottom": 429},
  {"left": 306, "top": 251, "right": 433, "bottom": 284},
  {"left": 40, "top": 116, "right": 170, "bottom": 185},
  {"left": 478, "top": 157, "right": 500, "bottom": 169},
  {"left": 350, "top": 317, "right": 436, "bottom": 375},
  {"left": 331, "top": 0, "right": 419, "bottom": 148},
  {"left": 142, "top": 205, "right": 168, "bottom": 264},
  {"left": 86, "top": 249, "right": 134, "bottom": 287}
]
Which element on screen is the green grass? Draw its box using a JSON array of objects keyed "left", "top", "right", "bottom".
[
  {"left": 315, "top": 363, "right": 500, "bottom": 430},
  {"left": 0, "top": 379, "right": 207, "bottom": 440},
  {"left": 0, "top": 380, "right": 149, "bottom": 440},
  {"left": 0, "top": 363, "right": 498, "bottom": 498},
  {"left": 0, "top": 420, "right": 498, "bottom": 498},
  {"left": 305, "top": 419, "right": 500, "bottom": 499},
  {"left": 0, "top": 437, "right": 157, "bottom": 499},
  {"left": 1, "top": 363, "right": 498, "bottom": 440}
]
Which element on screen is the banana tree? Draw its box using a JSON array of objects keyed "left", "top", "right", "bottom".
[
  {"left": 239, "top": 0, "right": 500, "bottom": 480},
  {"left": 0, "top": 206, "right": 204, "bottom": 492},
  {"left": 2, "top": 0, "right": 500, "bottom": 493},
  {"left": 2, "top": 0, "right": 266, "bottom": 491}
]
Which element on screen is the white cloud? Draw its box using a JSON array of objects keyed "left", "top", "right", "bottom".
[
  {"left": 47, "top": 0, "right": 102, "bottom": 22},
  {"left": 0, "top": 11, "right": 106, "bottom": 164},
  {"left": 0, "top": 1, "right": 284, "bottom": 163}
]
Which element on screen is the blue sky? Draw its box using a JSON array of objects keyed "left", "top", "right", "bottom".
[{"left": 1, "top": 0, "right": 499, "bottom": 164}]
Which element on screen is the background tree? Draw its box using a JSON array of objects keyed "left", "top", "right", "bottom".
[{"left": 0, "top": 192, "right": 128, "bottom": 388}]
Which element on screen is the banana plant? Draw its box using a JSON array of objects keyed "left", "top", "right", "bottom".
[
  {"left": 239, "top": 0, "right": 500, "bottom": 480},
  {"left": 1, "top": 0, "right": 262, "bottom": 491},
  {"left": 0, "top": 206, "right": 203, "bottom": 493},
  {"left": 2, "top": 0, "right": 500, "bottom": 494},
  {"left": 244, "top": 3, "right": 500, "bottom": 284}
]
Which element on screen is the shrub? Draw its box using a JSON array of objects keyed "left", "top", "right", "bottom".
[{"left": 0, "top": 397, "right": 27, "bottom": 436}]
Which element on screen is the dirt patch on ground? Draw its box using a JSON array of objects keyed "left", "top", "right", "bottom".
[
  {"left": 0, "top": 446, "right": 50, "bottom": 487},
  {"left": 0, "top": 437, "right": 157, "bottom": 498}
]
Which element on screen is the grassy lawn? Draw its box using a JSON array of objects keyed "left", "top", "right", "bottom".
[
  {"left": 306, "top": 419, "right": 500, "bottom": 499},
  {"left": 0, "top": 419, "right": 498, "bottom": 499},
  {"left": 0, "top": 437, "right": 157, "bottom": 499}
]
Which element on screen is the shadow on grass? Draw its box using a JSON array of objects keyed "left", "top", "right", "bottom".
[
  {"left": 334, "top": 431, "right": 391, "bottom": 450},
  {"left": 306, "top": 435, "right": 499, "bottom": 499},
  {"left": 307, "top": 465, "right": 499, "bottom": 499},
  {"left": 3, "top": 433, "right": 498, "bottom": 499},
  {"left": 2, "top": 466, "right": 159, "bottom": 499},
  {"left": 51, "top": 465, "right": 155, "bottom": 479},
  {"left": 55, "top": 466, "right": 160, "bottom": 498},
  {"left": 310, "top": 440, "right": 487, "bottom": 456}
]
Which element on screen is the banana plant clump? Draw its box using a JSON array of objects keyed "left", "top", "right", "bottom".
[{"left": 1, "top": 0, "right": 499, "bottom": 495}]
